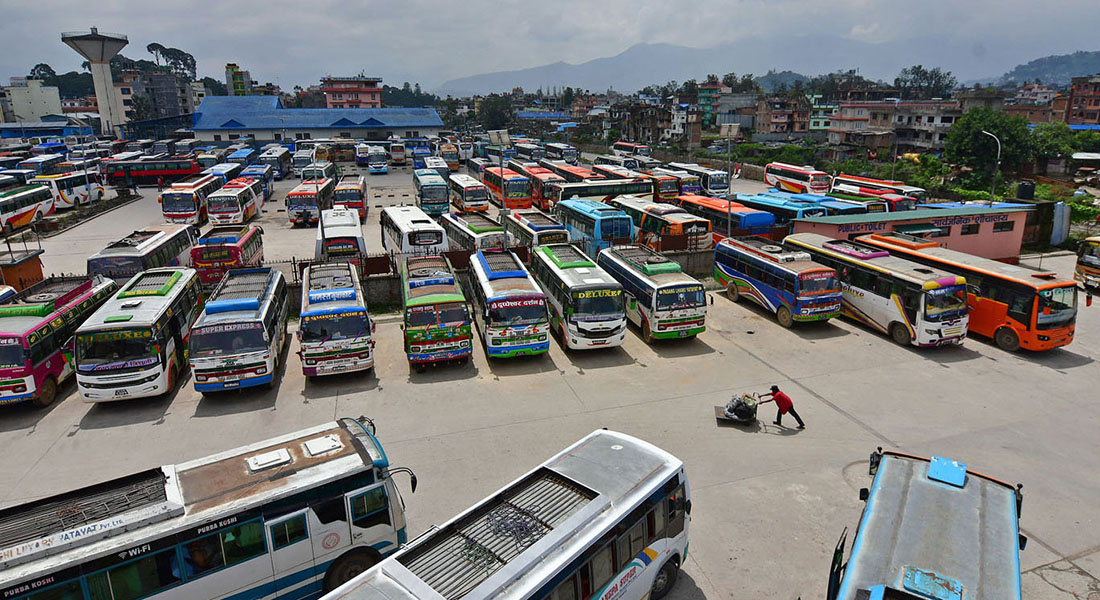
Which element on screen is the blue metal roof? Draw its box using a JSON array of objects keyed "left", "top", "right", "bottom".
[
  {"left": 192, "top": 96, "right": 443, "bottom": 131},
  {"left": 516, "top": 111, "right": 570, "bottom": 120}
]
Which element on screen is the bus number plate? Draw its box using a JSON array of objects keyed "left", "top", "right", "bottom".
[
  {"left": 678, "top": 331, "right": 689, "bottom": 337},
  {"left": 114, "top": 389, "right": 128, "bottom": 396}
]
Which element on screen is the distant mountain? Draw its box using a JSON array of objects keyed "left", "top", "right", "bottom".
[
  {"left": 755, "top": 71, "right": 810, "bottom": 93},
  {"left": 997, "top": 50, "right": 1100, "bottom": 85},
  {"left": 434, "top": 36, "right": 1061, "bottom": 96}
]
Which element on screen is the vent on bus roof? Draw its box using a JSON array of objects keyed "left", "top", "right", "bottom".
[
  {"left": 207, "top": 269, "right": 271, "bottom": 314},
  {"left": 823, "top": 240, "right": 889, "bottom": 260},
  {"left": 246, "top": 448, "right": 292, "bottom": 473},
  {"left": 614, "top": 246, "right": 682, "bottom": 276}
]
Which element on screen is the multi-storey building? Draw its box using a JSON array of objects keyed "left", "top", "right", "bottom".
[
  {"left": 319, "top": 75, "right": 383, "bottom": 109},
  {"left": 225, "top": 63, "right": 252, "bottom": 96},
  {"left": 697, "top": 83, "right": 730, "bottom": 128},
  {"left": 808, "top": 94, "right": 838, "bottom": 131},
  {"left": 1068, "top": 73, "right": 1100, "bottom": 125},
  {"left": 826, "top": 102, "right": 895, "bottom": 159},
  {"left": 3, "top": 77, "right": 62, "bottom": 122},
  {"left": 755, "top": 95, "right": 810, "bottom": 135}
]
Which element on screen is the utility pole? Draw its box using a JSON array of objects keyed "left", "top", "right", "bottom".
[{"left": 981, "top": 130, "right": 1001, "bottom": 206}]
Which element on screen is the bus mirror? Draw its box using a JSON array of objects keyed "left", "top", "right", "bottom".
[
  {"left": 64, "top": 336, "right": 75, "bottom": 352},
  {"left": 1019, "top": 533, "right": 1028, "bottom": 550},
  {"left": 257, "top": 226, "right": 264, "bottom": 235},
  {"left": 410, "top": 473, "right": 418, "bottom": 493},
  {"left": 859, "top": 488, "right": 869, "bottom": 502},
  {"left": 1087, "top": 294, "right": 1093, "bottom": 308},
  {"left": 1043, "top": 306, "right": 1051, "bottom": 315}
]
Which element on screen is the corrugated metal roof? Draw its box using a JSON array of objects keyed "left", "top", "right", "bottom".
[
  {"left": 192, "top": 96, "right": 443, "bottom": 131},
  {"left": 795, "top": 206, "right": 1027, "bottom": 225},
  {"left": 516, "top": 111, "right": 570, "bottom": 120}
]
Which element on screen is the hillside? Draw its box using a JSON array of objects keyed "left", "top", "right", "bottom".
[
  {"left": 998, "top": 50, "right": 1100, "bottom": 85},
  {"left": 755, "top": 71, "right": 810, "bottom": 93}
]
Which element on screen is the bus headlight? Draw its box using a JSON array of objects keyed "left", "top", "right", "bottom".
[
  {"left": 255, "top": 366, "right": 267, "bottom": 375},
  {"left": 538, "top": 335, "right": 547, "bottom": 341},
  {"left": 13, "top": 385, "right": 26, "bottom": 393},
  {"left": 410, "top": 346, "right": 421, "bottom": 353},
  {"left": 460, "top": 340, "right": 471, "bottom": 348},
  {"left": 925, "top": 329, "right": 939, "bottom": 336},
  {"left": 492, "top": 338, "right": 502, "bottom": 346},
  {"left": 195, "top": 374, "right": 208, "bottom": 382},
  {"left": 305, "top": 359, "right": 317, "bottom": 366}
]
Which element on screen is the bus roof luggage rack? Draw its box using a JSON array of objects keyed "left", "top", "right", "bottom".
[
  {"left": 207, "top": 268, "right": 273, "bottom": 313},
  {"left": 822, "top": 239, "right": 890, "bottom": 259},
  {"left": 199, "top": 225, "right": 250, "bottom": 245},
  {"left": 730, "top": 236, "right": 811, "bottom": 263},
  {"left": 611, "top": 245, "right": 682, "bottom": 276},
  {"left": 308, "top": 263, "right": 356, "bottom": 291},
  {"left": 397, "top": 467, "right": 597, "bottom": 600},
  {"left": 517, "top": 210, "right": 559, "bottom": 229},
  {"left": 1, "top": 276, "right": 95, "bottom": 314},
  {"left": 106, "top": 229, "right": 163, "bottom": 249},
  {"left": 118, "top": 269, "right": 183, "bottom": 298},
  {"left": 479, "top": 250, "right": 526, "bottom": 280},
  {"left": 544, "top": 244, "right": 594, "bottom": 269},
  {"left": 407, "top": 256, "right": 455, "bottom": 288}
]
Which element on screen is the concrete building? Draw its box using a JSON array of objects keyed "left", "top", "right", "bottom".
[
  {"left": 893, "top": 100, "right": 962, "bottom": 154},
  {"left": 697, "top": 83, "right": 730, "bottom": 129},
  {"left": 225, "top": 63, "right": 252, "bottom": 96},
  {"left": 955, "top": 88, "right": 1006, "bottom": 113},
  {"left": 808, "top": 94, "right": 838, "bottom": 131},
  {"left": 112, "top": 71, "right": 193, "bottom": 122},
  {"left": 1067, "top": 73, "right": 1100, "bottom": 126},
  {"left": 3, "top": 77, "right": 62, "bottom": 122},
  {"left": 1014, "top": 83, "right": 1057, "bottom": 105},
  {"left": 755, "top": 96, "right": 810, "bottom": 135},
  {"left": 320, "top": 76, "right": 383, "bottom": 109},
  {"left": 826, "top": 102, "right": 894, "bottom": 160},
  {"left": 663, "top": 104, "right": 701, "bottom": 147},
  {"left": 0, "top": 87, "right": 12, "bottom": 122},
  {"left": 621, "top": 104, "right": 670, "bottom": 145},
  {"left": 191, "top": 96, "right": 442, "bottom": 143},
  {"left": 1003, "top": 103, "right": 1054, "bottom": 124},
  {"left": 190, "top": 82, "right": 207, "bottom": 110}
]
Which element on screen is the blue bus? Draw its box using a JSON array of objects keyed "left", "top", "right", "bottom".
[
  {"left": 227, "top": 148, "right": 257, "bottom": 166},
  {"left": 672, "top": 194, "right": 776, "bottom": 241},
  {"left": 829, "top": 449, "right": 1025, "bottom": 600},
  {"left": 733, "top": 192, "right": 828, "bottom": 225},
  {"left": 411, "top": 147, "right": 431, "bottom": 169},
  {"left": 714, "top": 236, "right": 842, "bottom": 327},
  {"left": 201, "top": 162, "right": 244, "bottom": 184},
  {"left": 240, "top": 164, "right": 274, "bottom": 200},
  {"left": 770, "top": 190, "right": 883, "bottom": 216},
  {"left": 31, "top": 142, "right": 67, "bottom": 157},
  {"left": 552, "top": 198, "right": 634, "bottom": 258}
]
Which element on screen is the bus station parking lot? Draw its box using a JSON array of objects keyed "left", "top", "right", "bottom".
[{"left": 4, "top": 165, "right": 1100, "bottom": 598}]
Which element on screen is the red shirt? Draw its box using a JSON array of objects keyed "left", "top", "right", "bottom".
[{"left": 771, "top": 391, "right": 793, "bottom": 413}]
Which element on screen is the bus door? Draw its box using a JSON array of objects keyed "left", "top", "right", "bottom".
[
  {"left": 344, "top": 480, "right": 403, "bottom": 552},
  {"left": 266, "top": 508, "right": 316, "bottom": 585}
]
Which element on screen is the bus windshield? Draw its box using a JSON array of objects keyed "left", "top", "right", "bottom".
[
  {"left": 334, "top": 189, "right": 361, "bottom": 203},
  {"left": 161, "top": 192, "right": 195, "bottom": 213},
  {"left": 369, "top": 152, "right": 387, "bottom": 164},
  {"left": 603, "top": 217, "right": 634, "bottom": 240},
  {"left": 190, "top": 323, "right": 267, "bottom": 357},
  {"left": 466, "top": 187, "right": 488, "bottom": 201},
  {"left": 1037, "top": 286, "right": 1077, "bottom": 330},
  {"left": 659, "top": 180, "right": 679, "bottom": 194},
  {"left": 77, "top": 330, "right": 157, "bottom": 372},
  {"left": 923, "top": 285, "right": 968, "bottom": 321},
  {"left": 300, "top": 312, "right": 370, "bottom": 343},
  {"left": 208, "top": 195, "right": 241, "bottom": 213},
  {"left": 709, "top": 173, "right": 729, "bottom": 190},
  {"left": 408, "top": 231, "right": 443, "bottom": 246},
  {"left": 799, "top": 273, "right": 840, "bottom": 294},
  {"left": 572, "top": 289, "right": 624, "bottom": 320},
  {"left": 656, "top": 285, "right": 706, "bottom": 310},
  {"left": 88, "top": 256, "right": 144, "bottom": 278},
  {"left": 812, "top": 173, "right": 832, "bottom": 188},
  {"left": 442, "top": 150, "right": 459, "bottom": 162},
  {"left": 406, "top": 302, "right": 469, "bottom": 328},
  {"left": 505, "top": 180, "right": 529, "bottom": 198},
  {"left": 197, "top": 157, "right": 218, "bottom": 169},
  {"left": 0, "top": 340, "right": 25, "bottom": 368},
  {"left": 488, "top": 298, "right": 546, "bottom": 327},
  {"left": 1079, "top": 242, "right": 1100, "bottom": 267},
  {"left": 289, "top": 193, "right": 317, "bottom": 208},
  {"left": 422, "top": 185, "right": 448, "bottom": 201},
  {"left": 563, "top": 148, "right": 578, "bottom": 162},
  {"left": 293, "top": 156, "right": 312, "bottom": 167}
]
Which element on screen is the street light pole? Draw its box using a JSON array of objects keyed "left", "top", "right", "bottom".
[
  {"left": 981, "top": 129, "right": 1001, "bottom": 206},
  {"left": 14, "top": 114, "right": 27, "bottom": 142},
  {"left": 887, "top": 98, "right": 901, "bottom": 181}
]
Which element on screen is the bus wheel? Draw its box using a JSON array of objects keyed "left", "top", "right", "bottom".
[
  {"left": 776, "top": 306, "right": 794, "bottom": 328},
  {"left": 995, "top": 327, "right": 1021, "bottom": 352},
  {"left": 889, "top": 323, "right": 912, "bottom": 346},
  {"left": 324, "top": 550, "right": 379, "bottom": 591},
  {"left": 3, "top": 222, "right": 13, "bottom": 236},
  {"left": 33, "top": 377, "right": 57, "bottom": 408},
  {"left": 650, "top": 560, "right": 680, "bottom": 600},
  {"left": 642, "top": 321, "right": 655, "bottom": 345},
  {"left": 726, "top": 283, "right": 740, "bottom": 302}
]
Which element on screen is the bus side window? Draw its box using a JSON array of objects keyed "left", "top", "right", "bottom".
[
  {"left": 86, "top": 548, "right": 181, "bottom": 599},
  {"left": 311, "top": 496, "right": 348, "bottom": 524},
  {"left": 349, "top": 487, "right": 390, "bottom": 529}
]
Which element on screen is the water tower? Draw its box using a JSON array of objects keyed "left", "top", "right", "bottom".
[{"left": 62, "top": 27, "right": 128, "bottom": 137}]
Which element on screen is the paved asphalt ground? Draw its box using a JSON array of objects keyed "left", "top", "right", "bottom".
[{"left": 6, "top": 163, "right": 1100, "bottom": 599}]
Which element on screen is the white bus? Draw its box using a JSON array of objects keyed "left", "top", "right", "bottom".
[
  {"left": 594, "top": 153, "right": 640, "bottom": 171},
  {"left": 503, "top": 209, "right": 570, "bottom": 248},
  {"left": 380, "top": 205, "right": 448, "bottom": 256},
  {"left": 785, "top": 233, "right": 970, "bottom": 347},
  {"left": 612, "top": 141, "right": 652, "bottom": 157},
  {"left": 188, "top": 268, "right": 289, "bottom": 394},
  {"left": 317, "top": 208, "right": 367, "bottom": 262},
  {"left": 531, "top": 243, "right": 627, "bottom": 350},
  {"left": 292, "top": 149, "right": 315, "bottom": 177},
  {"left": 596, "top": 245, "right": 707, "bottom": 344},
  {"left": 423, "top": 156, "right": 449, "bottom": 181},
  {"left": 206, "top": 182, "right": 259, "bottom": 226},
  {"left": 87, "top": 224, "right": 199, "bottom": 281},
  {"left": 440, "top": 211, "right": 511, "bottom": 251},
  {"left": 389, "top": 140, "right": 407, "bottom": 165},
  {"left": 667, "top": 162, "right": 730, "bottom": 198},
  {"left": 160, "top": 174, "right": 222, "bottom": 225},
  {"left": 366, "top": 145, "right": 389, "bottom": 174},
  {"left": 30, "top": 171, "right": 104, "bottom": 209},
  {"left": 466, "top": 249, "right": 550, "bottom": 358},
  {"left": 299, "top": 263, "right": 376, "bottom": 377},
  {"left": 0, "top": 185, "right": 53, "bottom": 234},
  {"left": 651, "top": 167, "right": 702, "bottom": 195},
  {"left": 75, "top": 267, "right": 203, "bottom": 401},
  {"left": 448, "top": 173, "right": 489, "bottom": 212},
  {"left": 0, "top": 417, "right": 415, "bottom": 600},
  {"left": 322, "top": 429, "right": 690, "bottom": 600},
  {"left": 545, "top": 142, "right": 579, "bottom": 164}
]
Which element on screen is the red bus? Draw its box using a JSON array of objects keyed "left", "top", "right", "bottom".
[
  {"left": 764, "top": 162, "right": 831, "bottom": 194},
  {"left": 537, "top": 159, "right": 606, "bottom": 183},
  {"left": 159, "top": 173, "right": 222, "bottom": 225},
  {"left": 190, "top": 224, "right": 265, "bottom": 286},
  {"left": 483, "top": 167, "right": 533, "bottom": 210},
  {"left": 829, "top": 173, "right": 922, "bottom": 211},
  {"left": 104, "top": 156, "right": 202, "bottom": 186},
  {"left": 507, "top": 162, "right": 566, "bottom": 211}
]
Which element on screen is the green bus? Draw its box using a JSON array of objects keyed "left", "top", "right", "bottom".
[{"left": 401, "top": 255, "right": 473, "bottom": 371}]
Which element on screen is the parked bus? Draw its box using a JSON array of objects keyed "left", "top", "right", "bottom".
[
  {"left": 764, "top": 162, "right": 831, "bottom": 194},
  {"left": 612, "top": 140, "right": 652, "bottom": 157},
  {"left": 174, "top": 138, "right": 201, "bottom": 155},
  {"left": 734, "top": 192, "right": 828, "bottom": 224},
  {"left": 483, "top": 167, "right": 533, "bottom": 210},
  {"left": 652, "top": 167, "right": 702, "bottom": 195},
  {"left": 195, "top": 147, "right": 227, "bottom": 170},
  {"left": 482, "top": 144, "right": 516, "bottom": 164},
  {"left": 466, "top": 249, "right": 550, "bottom": 358},
  {"left": 200, "top": 161, "right": 244, "bottom": 185},
  {"left": 514, "top": 142, "right": 546, "bottom": 162},
  {"left": 87, "top": 224, "right": 198, "bottom": 281},
  {"left": 553, "top": 197, "right": 634, "bottom": 258},
  {"left": 30, "top": 171, "right": 103, "bottom": 209},
  {"left": 302, "top": 161, "right": 339, "bottom": 182},
  {"left": 206, "top": 178, "right": 260, "bottom": 225},
  {"left": 389, "top": 140, "right": 407, "bottom": 165},
  {"left": 529, "top": 243, "right": 627, "bottom": 350},
  {"left": 448, "top": 173, "right": 489, "bottom": 212},
  {"left": 0, "top": 156, "right": 22, "bottom": 170},
  {"left": 325, "top": 429, "right": 689, "bottom": 600},
  {"left": 188, "top": 268, "right": 288, "bottom": 393},
  {"left": 238, "top": 164, "right": 271, "bottom": 199},
  {"left": 828, "top": 449, "right": 1024, "bottom": 600},
  {"left": 151, "top": 139, "right": 176, "bottom": 156},
  {"left": 299, "top": 263, "right": 376, "bottom": 377},
  {"left": 411, "top": 168, "right": 449, "bottom": 216},
  {"left": 16, "top": 154, "right": 64, "bottom": 176},
  {"left": 0, "top": 417, "right": 414, "bottom": 599},
  {"left": 523, "top": 166, "right": 568, "bottom": 211},
  {"left": 544, "top": 141, "right": 579, "bottom": 164},
  {"left": 592, "top": 164, "right": 676, "bottom": 203},
  {"left": 191, "top": 224, "right": 264, "bottom": 286},
  {"left": 0, "top": 174, "right": 17, "bottom": 194},
  {"left": 287, "top": 177, "right": 336, "bottom": 226},
  {"left": 314, "top": 143, "right": 335, "bottom": 163},
  {"left": 607, "top": 196, "right": 714, "bottom": 251},
  {"left": 125, "top": 138, "right": 155, "bottom": 153},
  {"left": 860, "top": 231, "right": 1078, "bottom": 351},
  {"left": 56, "top": 157, "right": 102, "bottom": 175},
  {"left": 355, "top": 143, "right": 372, "bottom": 167},
  {"left": 292, "top": 148, "right": 315, "bottom": 177},
  {"left": 317, "top": 208, "right": 367, "bottom": 264},
  {"left": 671, "top": 194, "right": 777, "bottom": 241},
  {"left": 547, "top": 179, "right": 655, "bottom": 209},
  {"left": 457, "top": 140, "right": 473, "bottom": 163},
  {"left": 1077, "top": 235, "right": 1100, "bottom": 289},
  {"left": 0, "top": 185, "right": 53, "bottom": 233},
  {"left": 334, "top": 174, "right": 368, "bottom": 220},
  {"left": 785, "top": 233, "right": 969, "bottom": 347},
  {"left": 437, "top": 142, "right": 460, "bottom": 171},
  {"left": 440, "top": 211, "right": 510, "bottom": 251},
  {"left": 105, "top": 157, "right": 202, "bottom": 186},
  {"left": 75, "top": 267, "right": 203, "bottom": 400},
  {"left": 0, "top": 276, "right": 117, "bottom": 408},
  {"left": 411, "top": 146, "right": 431, "bottom": 169},
  {"left": 466, "top": 156, "right": 490, "bottom": 180},
  {"left": 258, "top": 146, "right": 291, "bottom": 179},
  {"left": 399, "top": 255, "right": 472, "bottom": 369},
  {"left": 715, "top": 236, "right": 842, "bottom": 327},
  {"left": 159, "top": 173, "right": 221, "bottom": 224},
  {"left": 503, "top": 208, "right": 570, "bottom": 249},
  {"left": 423, "top": 156, "right": 449, "bottom": 181},
  {"left": 364, "top": 145, "right": 388, "bottom": 174},
  {"left": 594, "top": 153, "right": 640, "bottom": 170},
  {"left": 831, "top": 172, "right": 927, "bottom": 204},
  {"left": 634, "top": 154, "right": 663, "bottom": 170},
  {"left": 597, "top": 245, "right": 707, "bottom": 343},
  {"left": 30, "top": 142, "right": 67, "bottom": 157},
  {"left": 380, "top": 205, "right": 448, "bottom": 255},
  {"left": 538, "top": 158, "right": 605, "bottom": 183},
  {"left": 782, "top": 191, "right": 888, "bottom": 214},
  {"left": 667, "top": 162, "right": 730, "bottom": 198}
]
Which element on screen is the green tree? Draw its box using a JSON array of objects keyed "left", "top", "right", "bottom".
[
  {"left": 146, "top": 42, "right": 166, "bottom": 66},
  {"left": 478, "top": 95, "right": 514, "bottom": 130},
  {"left": 1030, "top": 122, "right": 1073, "bottom": 161},
  {"left": 1072, "top": 130, "right": 1100, "bottom": 152},
  {"left": 943, "top": 107, "right": 1032, "bottom": 188},
  {"left": 894, "top": 65, "right": 957, "bottom": 100},
  {"left": 679, "top": 79, "right": 698, "bottom": 101},
  {"left": 29, "top": 63, "right": 56, "bottom": 81},
  {"left": 721, "top": 72, "right": 738, "bottom": 88},
  {"left": 705, "top": 74, "right": 719, "bottom": 84},
  {"left": 562, "top": 86, "right": 574, "bottom": 108},
  {"left": 201, "top": 76, "right": 227, "bottom": 96}
]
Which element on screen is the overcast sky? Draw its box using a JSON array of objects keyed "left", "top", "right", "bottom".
[{"left": 1, "top": 0, "right": 1098, "bottom": 91}]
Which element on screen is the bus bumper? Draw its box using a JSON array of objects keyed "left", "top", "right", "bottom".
[
  {"left": 80, "top": 371, "right": 167, "bottom": 402},
  {"left": 303, "top": 354, "right": 375, "bottom": 376},
  {"left": 487, "top": 341, "right": 550, "bottom": 358},
  {"left": 794, "top": 310, "right": 842, "bottom": 322},
  {"left": 0, "top": 391, "right": 35, "bottom": 405},
  {"left": 651, "top": 326, "right": 706, "bottom": 340},
  {"left": 408, "top": 347, "right": 472, "bottom": 364},
  {"left": 194, "top": 372, "right": 274, "bottom": 392},
  {"left": 1020, "top": 329, "right": 1074, "bottom": 351},
  {"left": 917, "top": 333, "right": 967, "bottom": 347},
  {"left": 566, "top": 330, "right": 627, "bottom": 350}
]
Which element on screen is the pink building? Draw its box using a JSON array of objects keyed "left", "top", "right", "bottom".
[
  {"left": 792, "top": 207, "right": 1030, "bottom": 263},
  {"left": 320, "top": 75, "right": 383, "bottom": 109}
]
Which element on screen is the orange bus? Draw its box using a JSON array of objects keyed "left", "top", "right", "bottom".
[
  {"left": 482, "top": 167, "right": 533, "bottom": 210},
  {"left": 190, "top": 224, "right": 265, "bottom": 286},
  {"left": 537, "top": 159, "right": 606, "bottom": 183},
  {"left": 507, "top": 162, "right": 566, "bottom": 211},
  {"left": 859, "top": 231, "right": 1077, "bottom": 352},
  {"left": 607, "top": 195, "right": 714, "bottom": 251}
]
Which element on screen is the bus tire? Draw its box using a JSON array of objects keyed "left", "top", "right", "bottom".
[
  {"left": 776, "top": 306, "right": 794, "bottom": 328},
  {"left": 995, "top": 327, "right": 1021, "bottom": 352},
  {"left": 650, "top": 559, "right": 680, "bottom": 600},
  {"left": 323, "top": 549, "right": 380, "bottom": 592},
  {"left": 3, "top": 222, "right": 13, "bottom": 235},
  {"left": 889, "top": 323, "right": 912, "bottom": 346},
  {"left": 726, "top": 282, "right": 740, "bottom": 302},
  {"left": 33, "top": 377, "right": 57, "bottom": 408},
  {"left": 642, "top": 321, "right": 655, "bottom": 345}
]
